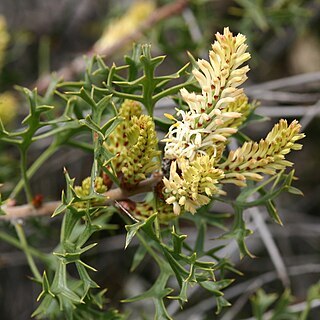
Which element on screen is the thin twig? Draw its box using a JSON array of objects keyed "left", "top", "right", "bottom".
[
  {"left": 246, "top": 90, "right": 320, "bottom": 104},
  {"left": 249, "top": 206, "right": 290, "bottom": 288},
  {"left": 1, "top": 174, "right": 163, "bottom": 220},
  {"left": 220, "top": 290, "right": 252, "bottom": 320},
  {"left": 299, "top": 100, "right": 320, "bottom": 130},
  {"left": 14, "top": 222, "right": 42, "bottom": 281},
  {"left": 255, "top": 105, "right": 318, "bottom": 117},
  {"left": 1, "top": 201, "right": 60, "bottom": 220},
  {"left": 35, "top": 0, "right": 189, "bottom": 93},
  {"left": 246, "top": 72, "right": 320, "bottom": 92},
  {"left": 182, "top": 7, "right": 204, "bottom": 55}
]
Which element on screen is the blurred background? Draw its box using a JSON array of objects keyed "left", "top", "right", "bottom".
[{"left": 0, "top": 0, "right": 320, "bottom": 319}]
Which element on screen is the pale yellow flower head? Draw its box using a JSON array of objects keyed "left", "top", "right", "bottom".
[
  {"left": 192, "top": 27, "right": 250, "bottom": 109},
  {"left": 162, "top": 155, "right": 225, "bottom": 215}
]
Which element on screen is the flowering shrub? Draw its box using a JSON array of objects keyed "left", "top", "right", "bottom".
[{"left": 0, "top": 28, "right": 305, "bottom": 319}]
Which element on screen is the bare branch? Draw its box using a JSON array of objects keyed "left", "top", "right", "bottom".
[
  {"left": 1, "top": 201, "right": 60, "bottom": 221},
  {"left": 246, "top": 90, "right": 320, "bottom": 104},
  {"left": 299, "top": 100, "right": 320, "bottom": 130},
  {"left": 249, "top": 206, "right": 290, "bottom": 288},
  {"left": 0, "top": 174, "right": 163, "bottom": 221},
  {"left": 246, "top": 72, "right": 320, "bottom": 92}
]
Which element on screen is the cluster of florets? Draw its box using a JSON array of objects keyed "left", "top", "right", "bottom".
[
  {"left": 162, "top": 27, "right": 305, "bottom": 216},
  {"left": 74, "top": 177, "right": 108, "bottom": 208},
  {"left": 83, "top": 28, "right": 304, "bottom": 222},
  {"left": 163, "top": 27, "right": 251, "bottom": 162},
  {"left": 162, "top": 156, "right": 225, "bottom": 215},
  {"left": 106, "top": 99, "right": 160, "bottom": 186}
]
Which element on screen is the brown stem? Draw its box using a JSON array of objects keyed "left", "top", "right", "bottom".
[
  {"left": 1, "top": 173, "right": 163, "bottom": 220},
  {"left": 35, "top": 0, "right": 189, "bottom": 93}
]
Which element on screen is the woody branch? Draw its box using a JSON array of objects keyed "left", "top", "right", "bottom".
[{"left": 1, "top": 174, "right": 163, "bottom": 220}]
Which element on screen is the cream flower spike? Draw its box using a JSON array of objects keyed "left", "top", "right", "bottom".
[
  {"left": 164, "top": 28, "right": 251, "bottom": 161},
  {"left": 190, "top": 27, "right": 250, "bottom": 111}
]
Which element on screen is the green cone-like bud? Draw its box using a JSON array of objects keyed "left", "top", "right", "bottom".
[
  {"left": 106, "top": 100, "right": 160, "bottom": 186},
  {"left": 107, "top": 99, "right": 142, "bottom": 170},
  {"left": 121, "top": 114, "right": 161, "bottom": 185}
]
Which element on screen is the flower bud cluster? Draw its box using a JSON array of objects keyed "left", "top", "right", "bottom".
[
  {"left": 108, "top": 99, "right": 142, "bottom": 170},
  {"left": 121, "top": 114, "right": 161, "bottom": 185},
  {"left": 74, "top": 176, "right": 107, "bottom": 208},
  {"left": 106, "top": 99, "right": 160, "bottom": 185}
]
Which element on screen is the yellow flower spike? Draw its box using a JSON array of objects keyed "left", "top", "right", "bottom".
[
  {"left": 219, "top": 119, "right": 305, "bottom": 186},
  {"left": 105, "top": 99, "right": 142, "bottom": 170}
]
